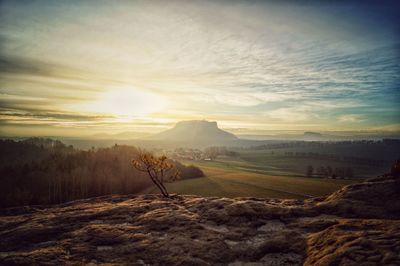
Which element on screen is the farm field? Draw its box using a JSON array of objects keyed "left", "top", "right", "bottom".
[
  {"left": 234, "top": 150, "right": 391, "bottom": 178},
  {"left": 144, "top": 158, "right": 359, "bottom": 199}
]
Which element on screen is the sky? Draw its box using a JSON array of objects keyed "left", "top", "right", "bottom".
[{"left": 0, "top": 0, "right": 399, "bottom": 137}]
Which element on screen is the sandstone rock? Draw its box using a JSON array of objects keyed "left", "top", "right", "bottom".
[
  {"left": 316, "top": 174, "right": 400, "bottom": 219},
  {"left": 0, "top": 174, "right": 398, "bottom": 265}
]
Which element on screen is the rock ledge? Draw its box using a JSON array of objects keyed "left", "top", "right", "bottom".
[{"left": 0, "top": 175, "right": 399, "bottom": 265}]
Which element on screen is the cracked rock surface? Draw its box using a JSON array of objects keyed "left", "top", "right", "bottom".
[{"left": 0, "top": 175, "right": 399, "bottom": 265}]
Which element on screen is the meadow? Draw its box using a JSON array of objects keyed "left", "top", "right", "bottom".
[
  {"left": 154, "top": 141, "right": 398, "bottom": 199},
  {"left": 234, "top": 149, "right": 390, "bottom": 178},
  {"left": 145, "top": 157, "right": 358, "bottom": 199}
]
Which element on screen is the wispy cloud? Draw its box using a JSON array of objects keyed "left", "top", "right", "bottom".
[
  {"left": 0, "top": 0, "right": 399, "bottom": 135},
  {"left": 268, "top": 106, "right": 318, "bottom": 122},
  {"left": 338, "top": 114, "right": 365, "bottom": 123}
]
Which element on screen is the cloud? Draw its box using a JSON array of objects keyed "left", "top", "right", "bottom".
[
  {"left": 0, "top": 0, "right": 399, "bottom": 134},
  {"left": 0, "top": 55, "right": 53, "bottom": 76},
  {"left": 267, "top": 106, "right": 318, "bottom": 122},
  {"left": 338, "top": 114, "right": 365, "bottom": 123},
  {"left": 0, "top": 54, "right": 116, "bottom": 92},
  {"left": 0, "top": 108, "right": 114, "bottom": 123},
  {"left": 192, "top": 91, "right": 302, "bottom": 107}
]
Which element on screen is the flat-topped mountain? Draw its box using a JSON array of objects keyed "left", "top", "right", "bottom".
[
  {"left": 149, "top": 120, "right": 238, "bottom": 143},
  {"left": 1, "top": 173, "right": 399, "bottom": 265},
  {"left": 302, "top": 131, "right": 325, "bottom": 141}
]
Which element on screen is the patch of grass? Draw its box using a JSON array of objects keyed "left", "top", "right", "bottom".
[
  {"left": 236, "top": 150, "right": 389, "bottom": 178},
  {"left": 142, "top": 150, "right": 371, "bottom": 199},
  {"left": 160, "top": 160, "right": 358, "bottom": 199}
]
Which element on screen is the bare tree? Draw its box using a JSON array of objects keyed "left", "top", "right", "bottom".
[{"left": 132, "top": 151, "right": 179, "bottom": 197}]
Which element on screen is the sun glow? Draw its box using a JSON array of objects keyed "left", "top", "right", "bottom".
[
  {"left": 1, "top": 0, "right": 399, "bottom": 136},
  {"left": 82, "top": 87, "right": 167, "bottom": 118}
]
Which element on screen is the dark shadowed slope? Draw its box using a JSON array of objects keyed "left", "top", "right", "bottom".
[{"left": 0, "top": 174, "right": 399, "bottom": 265}]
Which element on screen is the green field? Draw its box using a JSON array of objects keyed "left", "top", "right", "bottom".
[
  {"left": 143, "top": 158, "right": 359, "bottom": 199},
  {"left": 236, "top": 150, "right": 389, "bottom": 178}
]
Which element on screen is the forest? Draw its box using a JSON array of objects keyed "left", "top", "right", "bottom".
[{"left": 0, "top": 138, "right": 204, "bottom": 207}]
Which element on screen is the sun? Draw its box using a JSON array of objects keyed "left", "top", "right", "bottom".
[{"left": 83, "top": 87, "right": 167, "bottom": 118}]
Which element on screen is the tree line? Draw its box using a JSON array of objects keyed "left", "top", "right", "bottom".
[
  {"left": 250, "top": 139, "right": 400, "bottom": 150},
  {"left": 0, "top": 139, "right": 204, "bottom": 207},
  {"left": 285, "top": 152, "right": 387, "bottom": 167},
  {"left": 306, "top": 165, "right": 354, "bottom": 179},
  {"left": 203, "top": 146, "right": 239, "bottom": 160}
]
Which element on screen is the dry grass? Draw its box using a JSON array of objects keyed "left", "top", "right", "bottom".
[{"left": 162, "top": 163, "right": 357, "bottom": 199}]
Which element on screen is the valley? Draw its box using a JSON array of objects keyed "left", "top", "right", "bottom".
[{"left": 144, "top": 160, "right": 357, "bottom": 199}]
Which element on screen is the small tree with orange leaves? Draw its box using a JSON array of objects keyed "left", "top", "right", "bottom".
[{"left": 132, "top": 151, "right": 179, "bottom": 197}]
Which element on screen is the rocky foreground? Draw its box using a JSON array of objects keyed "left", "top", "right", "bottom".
[{"left": 0, "top": 175, "right": 399, "bottom": 266}]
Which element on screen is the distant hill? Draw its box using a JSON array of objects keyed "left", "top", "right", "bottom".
[
  {"left": 148, "top": 120, "right": 238, "bottom": 144},
  {"left": 91, "top": 131, "right": 151, "bottom": 140},
  {"left": 302, "top": 131, "right": 326, "bottom": 141}
]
